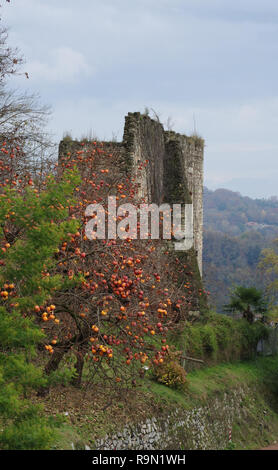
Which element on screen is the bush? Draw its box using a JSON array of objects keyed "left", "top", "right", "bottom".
[
  {"left": 153, "top": 348, "right": 187, "bottom": 390},
  {"left": 200, "top": 324, "right": 218, "bottom": 358},
  {"left": 169, "top": 312, "right": 269, "bottom": 368}
]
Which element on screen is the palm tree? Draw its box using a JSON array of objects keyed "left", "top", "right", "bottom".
[{"left": 224, "top": 286, "right": 267, "bottom": 324}]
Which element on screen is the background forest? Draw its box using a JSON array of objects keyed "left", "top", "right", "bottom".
[{"left": 203, "top": 187, "right": 278, "bottom": 311}]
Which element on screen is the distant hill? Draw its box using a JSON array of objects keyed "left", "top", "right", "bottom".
[
  {"left": 203, "top": 188, "right": 278, "bottom": 312},
  {"left": 204, "top": 187, "right": 278, "bottom": 236}
]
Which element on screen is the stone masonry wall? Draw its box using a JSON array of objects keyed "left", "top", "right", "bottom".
[
  {"left": 122, "top": 112, "right": 165, "bottom": 204},
  {"left": 58, "top": 111, "right": 204, "bottom": 275},
  {"left": 123, "top": 113, "right": 204, "bottom": 274},
  {"left": 93, "top": 387, "right": 245, "bottom": 450},
  {"left": 164, "top": 132, "right": 204, "bottom": 273}
]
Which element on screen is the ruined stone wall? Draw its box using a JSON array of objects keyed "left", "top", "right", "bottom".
[
  {"left": 164, "top": 132, "right": 204, "bottom": 273},
  {"left": 122, "top": 112, "right": 204, "bottom": 274},
  {"left": 58, "top": 111, "right": 204, "bottom": 275},
  {"left": 122, "top": 112, "right": 165, "bottom": 204}
]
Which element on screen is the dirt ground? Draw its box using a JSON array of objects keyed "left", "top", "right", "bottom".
[{"left": 261, "top": 442, "right": 278, "bottom": 450}]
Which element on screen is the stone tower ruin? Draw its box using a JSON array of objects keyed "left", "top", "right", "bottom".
[{"left": 59, "top": 111, "right": 204, "bottom": 275}]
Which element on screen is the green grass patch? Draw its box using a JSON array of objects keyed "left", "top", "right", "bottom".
[
  {"left": 144, "top": 356, "right": 278, "bottom": 408},
  {"left": 51, "top": 356, "right": 278, "bottom": 450}
]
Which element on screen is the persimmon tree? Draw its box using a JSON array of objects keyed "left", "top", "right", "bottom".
[{"left": 36, "top": 142, "right": 206, "bottom": 392}]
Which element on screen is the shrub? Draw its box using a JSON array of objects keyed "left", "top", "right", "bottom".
[
  {"left": 169, "top": 312, "right": 269, "bottom": 368},
  {"left": 153, "top": 348, "right": 187, "bottom": 390},
  {"left": 200, "top": 324, "right": 218, "bottom": 358}
]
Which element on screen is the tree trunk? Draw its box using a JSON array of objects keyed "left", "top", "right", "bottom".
[
  {"left": 71, "top": 351, "right": 84, "bottom": 387},
  {"left": 37, "top": 346, "right": 69, "bottom": 397},
  {"left": 243, "top": 306, "right": 254, "bottom": 324},
  {"left": 37, "top": 326, "right": 90, "bottom": 396}
]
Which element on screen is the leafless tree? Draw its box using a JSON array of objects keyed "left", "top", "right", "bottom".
[{"left": 0, "top": 22, "right": 56, "bottom": 186}]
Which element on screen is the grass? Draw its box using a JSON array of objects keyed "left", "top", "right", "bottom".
[
  {"left": 144, "top": 356, "right": 278, "bottom": 407},
  {"left": 41, "top": 355, "right": 278, "bottom": 450},
  {"left": 144, "top": 356, "right": 278, "bottom": 449}
]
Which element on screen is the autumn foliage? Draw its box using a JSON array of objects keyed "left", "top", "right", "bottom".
[
  {"left": 0, "top": 137, "right": 206, "bottom": 398},
  {"left": 39, "top": 141, "right": 205, "bottom": 389}
]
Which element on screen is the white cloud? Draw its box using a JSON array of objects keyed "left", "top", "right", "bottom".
[
  {"left": 2, "top": 0, "right": 278, "bottom": 198},
  {"left": 27, "top": 47, "right": 93, "bottom": 83}
]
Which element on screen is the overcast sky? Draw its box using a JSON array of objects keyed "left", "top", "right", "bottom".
[{"left": 2, "top": 0, "right": 278, "bottom": 198}]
